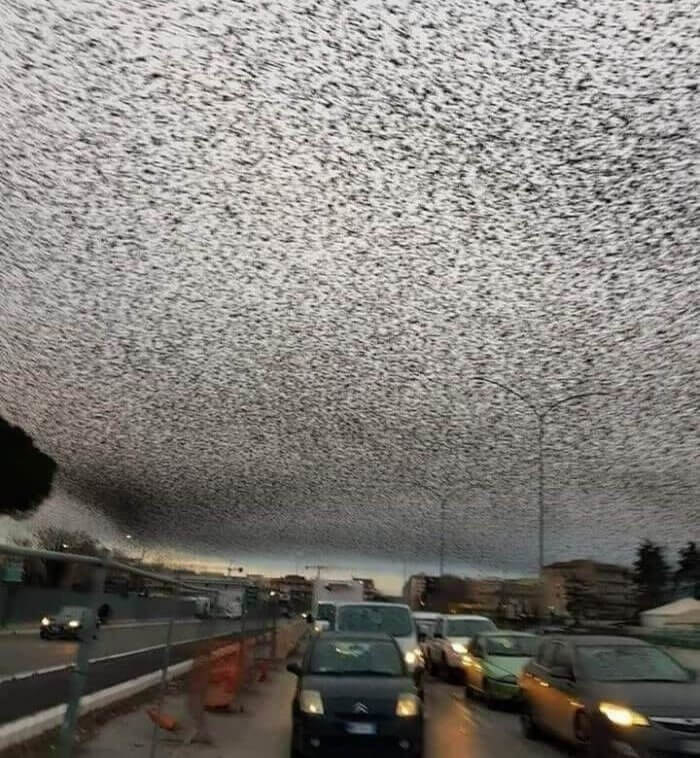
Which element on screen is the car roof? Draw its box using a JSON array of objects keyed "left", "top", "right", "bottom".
[
  {"left": 478, "top": 630, "right": 535, "bottom": 637},
  {"left": 316, "top": 631, "right": 395, "bottom": 641},
  {"left": 335, "top": 602, "right": 411, "bottom": 610},
  {"left": 441, "top": 614, "right": 492, "bottom": 620},
  {"left": 548, "top": 635, "right": 650, "bottom": 646},
  {"left": 413, "top": 611, "right": 440, "bottom": 618}
]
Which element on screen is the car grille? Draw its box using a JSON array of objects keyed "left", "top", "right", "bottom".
[
  {"left": 651, "top": 719, "right": 700, "bottom": 734},
  {"left": 326, "top": 698, "right": 395, "bottom": 719}
]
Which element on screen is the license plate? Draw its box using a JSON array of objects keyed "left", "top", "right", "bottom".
[
  {"left": 345, "top": 722, "right": 376, "bottom": 735},
  {"left": 681, "top": 742, "right": 700, "bottom": 754}
]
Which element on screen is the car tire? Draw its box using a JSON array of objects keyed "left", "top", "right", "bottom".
[
  {"left": 441, "top": 653, "right": 449, "bottom": 680},
  {"left": 574, "top": 711, "right": 592, "bottom": 749},
  {"left": 483, "top": 680, "right": 495, "bottom": 709},
  {"left": 520, "top": 700, "right": 539, "bottom": 740}
]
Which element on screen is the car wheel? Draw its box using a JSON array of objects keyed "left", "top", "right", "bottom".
[
  {"left": 40, "top": 630, "right": 47, "bottom": 640},
  {"left": 483, "top": 680, "right": 495, "bottom": 709},
  {"left": 441, "top": 653, "right": 449, "bottom": 680},
  {"left": 289, "top": 722, "right": 301, "bottom": 758},
  {"left": 574, "top": 711, "right": 592, "bottom": 745},
  {"left": 520, "top": 700, "right": 539, "bottom": 740}
]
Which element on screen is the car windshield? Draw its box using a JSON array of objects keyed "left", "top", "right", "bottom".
[
  {"left": 336, "top": 606, "right": 413, "bottom": 637},
  {"left": 577, "top": 645, "right": 692, "bottom": 682},
  {"left": 58, "top": 607, "right": 84, "bottom": 617},
  {"left": 447, "top": 619, "right": 496, "bottom": 637},
  {"left": 309, "top": 639, "right": 404, "bottom": 676},
  {"left": 485, "top": 635, "right": 538, "bottom": 657}
]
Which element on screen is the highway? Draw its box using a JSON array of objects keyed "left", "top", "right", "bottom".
[
  {"left": 0, "top": 617, "right": 275, "bottom": 725},
  {"left": 0, "top": 618, "right": 256, "bottom": 678}
]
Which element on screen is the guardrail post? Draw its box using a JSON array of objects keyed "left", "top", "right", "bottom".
[
  {"left": 148, "top": 613, "right": 175, "bottom": 758},
  {"left": 58, "top": 562, "right": 107, "bottom": 758}
]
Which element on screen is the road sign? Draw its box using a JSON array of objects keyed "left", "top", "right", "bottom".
[{"left": 2, "top": 559, "right": 24, "bottom": 583}]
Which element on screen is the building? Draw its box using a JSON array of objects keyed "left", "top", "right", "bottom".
[
  {"left": 542, "top": 560, "right": 635, "bottom": 620},
  {"left": 269, "top": 574, "right": 313, "bottom": 612},
  {"left": 353, "top": 577, "right": 378, "bottom": 601},
  {"left": 403, "top": 574, "right": 427, "bottom": 610},
  {"left": 403, "top": 573, "right": 541, "bottom": 617}
]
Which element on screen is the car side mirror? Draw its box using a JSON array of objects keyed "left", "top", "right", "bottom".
[
  {"left": 550, "top": 665, "right": 574, "bottom": 681},
  {"left": 286, "top": 662, "right": 302, "bottom": 677}
]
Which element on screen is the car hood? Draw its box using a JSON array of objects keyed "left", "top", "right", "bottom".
[
  {"left": 588, "top": 681, "right": 700, "bottom": 717},
  {"left": 304, "top": 674, "right": 415, "bottom": 699},
  {"left": 487, "top": 656, "right": 531, "bottom": 678}
]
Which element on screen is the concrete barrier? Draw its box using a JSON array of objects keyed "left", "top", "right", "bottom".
[{"left": 0, "top": 660, "right": 193, "bottom": 751}]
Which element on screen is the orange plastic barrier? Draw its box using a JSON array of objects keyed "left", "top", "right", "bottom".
[
  {"left": 204, "top": 642, "right": 243, "bottom": 710},
  {"left": 146, "top": 707, "right": 179, "bottom": 732}
]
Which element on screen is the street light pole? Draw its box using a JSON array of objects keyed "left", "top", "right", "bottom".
[{"left": 467, "top": 376, "right": 608, "bottom": 575}]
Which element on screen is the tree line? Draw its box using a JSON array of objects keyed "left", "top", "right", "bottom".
[{"left": 566, "top": 539, "right": 700, "bottom": 623}]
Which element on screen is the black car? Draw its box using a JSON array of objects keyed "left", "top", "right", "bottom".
[
  {"left": 519, "top": 635, "right": 700, "bottom": 757},
  {"left": 287, "top": 632, "right": 424, "bottom": 758},
  {"left": 40, "top": 606, "right": 99, "bottom": 640}
]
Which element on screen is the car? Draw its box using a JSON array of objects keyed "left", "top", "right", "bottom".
[
  {"left": 413, "top": 611, "right": 441, "bottom": 641},
  {"left": 463, "top": 631, "right": 538, "bottom": 706},
  {"left": 519, "top": 635, "right": 700, "bottom": 757},
  {"left": 425, "top": 614, "right": 497, "bottom": 681},
  {"left": 287, "top": 632, "right": 424, "bottom": 758},
  {"left": 39, "top": 606, "right": 99, "bottom": 640},
  {"left": 413, "top": 611, "right": 441, "bottom": 659},
  {"left": 334, "top": 602, "right": 424, "bottom": 696}
]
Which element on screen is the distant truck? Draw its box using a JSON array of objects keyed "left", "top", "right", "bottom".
[
  {"left": 214, "top": 588, "right": 243, "bottom": 619},
  {"left": 190, "top": 596, "right": 212, "bottom": 619},
  {"left": 312, "top": 579, "right": 364, "bottom": 631}
]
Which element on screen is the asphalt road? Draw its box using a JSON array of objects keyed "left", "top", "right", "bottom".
[
  {"left": 424, "top": 677, "right": 566, "bottom": 758},
  {"left": 0, "top": 618, "right": 252, "bottom": 677},
  {"left": 0, "top": 617, "right": 277, "bottom": 725}
]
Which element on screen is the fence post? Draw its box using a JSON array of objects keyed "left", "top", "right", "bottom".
[
  {"left": 58, "top": 561, "right": 107, "bottom": 758},
  {"left": 148, "top": 611, "right": 175, "bottom": 758}
]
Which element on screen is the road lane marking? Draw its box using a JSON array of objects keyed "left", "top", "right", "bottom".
[{"left": 0, "top": 664, "right": 72, "bottom": 685}]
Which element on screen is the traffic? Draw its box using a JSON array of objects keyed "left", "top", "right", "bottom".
[{"left": 296, "top": 598, "right": 700, "bottom": 758}]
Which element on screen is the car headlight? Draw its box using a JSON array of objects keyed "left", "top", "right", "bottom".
[
  {"left": 451, "top": 643, "right": 467, "bottom": 654},
  {"left": 396, "top": 693, "right": 421, "bottom": 717},
  {"left": 299, "top": 690, "right": 324, "bottom": 715},
  {"left": 68, "top": 620, "right": 80, "bottom": 628},
  {"left": 404, "top": 648, "right": 423, "bottom": 666},
  {"left": 41, "top": 617, "right": 50, "bottom": 626},
  {"left": 599, "top": 702, "right": 650, "bottom": 727}
]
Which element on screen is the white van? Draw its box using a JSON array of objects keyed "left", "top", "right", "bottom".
[{"left": 334, "top": 602, "right": 424, "bottom": 692}]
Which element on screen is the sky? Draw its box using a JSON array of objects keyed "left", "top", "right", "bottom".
[{"left": 0, "top": 0, "right": 698, "bottom": 595}]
